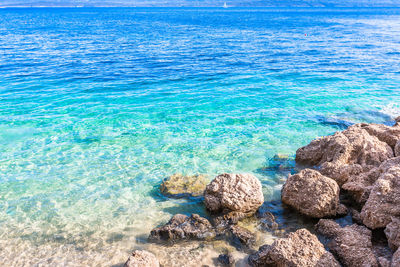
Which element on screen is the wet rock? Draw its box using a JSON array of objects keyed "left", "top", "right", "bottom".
[
  {"left": 281, "top": 169, "right": 340, "bottom": 218},
  {"left": 160, "top": 173, "right": 208, "bottom": 198},
  {"left": 343, "top": 157, "right": 400, "bottom": 204},
  {"left": 392, "top": 248, "right": 400, "bottom": 267},
  {"left": 149, "top": 214, "right": 215, "bottom": 242},
  {"left": 217, "top": 253, "right": 234, "bottom": 266},
  {"left": 385, "top": 217, "right": 400, "bottom": 251},
  {"left": 248, "top": 228, "right": 340, "bottom": 267},
  {"left": 124, "top": 250, "right": 159, "bottom": 267},
  {"left": 315, "top": 219, "right": 378, "bottom": 267},
  {"left": 257, "top": 211, "right": 279, "bottom": 231},
  {"left": 361, "top": 166, "right": 400, "bottom": 229},
  {"left": 228, "top": 225, "right": 255, "bottom": 248},
  {"left": 296, "top": 124, "right": 393, "bottom": 185},
  {"left": 204, "top": 173, "right": 264, "bottom": 214},
  {"left": 264, "top": 154, "right": 295, "bottom": 171}
]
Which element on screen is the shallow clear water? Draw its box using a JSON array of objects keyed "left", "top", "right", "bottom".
[{"left": 1, "top": 7, "right": 400, "bottom": 266}]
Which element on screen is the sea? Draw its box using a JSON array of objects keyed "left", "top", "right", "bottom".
[{"left": 0, "top": 7, "right": 400, "bottom": 266}]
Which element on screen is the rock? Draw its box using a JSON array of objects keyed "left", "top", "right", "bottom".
[
  {"left": 213, "top": 211, "right": 255, "bottom": 230},
  {"left": 361, "top": 123, "right": 400, "bottom": 148},
  {"left": 281, "top": 169, "right": 340, "bottom": 218},
  {"left": 350, "top": 208, "right": 363, "bottom": 224},
  {"left": 124, "top": 250, "right": 159, "bottom": 267},
  {"left": 149, "top": 214, "right": 215, "bottom": 242},
  {"left": 257, "top": 211, "right": 279, "bottom": 231},
  {"left": 248, "top": 228, "right": 340, "bottom": 267},
  {"left": 315, "top": 219, "right": 378, "bottom": 267},
  {"left": 296, "top": 125, "right": 393, "bottom": 185},
  {"left": 378, "top": 257, "right": 391, "bottom": 267},
  {"left": 160, "top": 173, "right": 208, "bottom": 198},
  {"left": 392, "top": 248, "right": 400, "bottom": 267},
  {"left": 361, "top": 166, "right": 400, "bottom": 229},
  {"left": 385, "top": 217, "right": 400, "bottom": 251},
  {"left": 228, "top": 225, "right": 255, "bottom": 248},
  {"left": 217, "top": 253, "right": 234, "bottom": 266},
  {"left": 204, "top": 173, "right": 264, "bottom": 214},
  {"left": 343, "top": 157, "right": 400, "bottom": 204},
  {"left": 395, "top": 140, "right": 400, "bottom": 157}
]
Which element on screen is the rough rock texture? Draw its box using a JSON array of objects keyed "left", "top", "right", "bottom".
[
  {"left": 217, "top": 253, "right": 235, "bottom": 266},
  {"left": 385, "top": 217, "right": 400, "bottom": 251},
  {"left": 395, "top": 140, "right": 400, "bottom": 157},
  {"left": 315, "top": 219, "right": 378, "bottom": 267},
  {"left": 296, "top": 124, "right": 393, "bottom": 185},
  {"left": 204, "top": 173, "right": 264, "bottom": 213},
  {"left": 228, "top": 225, "right": 255, "bottom": 248},
  {"left": 149, "top": 214, "right": 215, "bottom": 242},
  {"left": 124, "top": 250, "right": 159, "bottom": 267},
  {"left": 160, "top": 174, "right": 208, "bottom": 198},
  {"left": 248, "top": 228, "right": 340, "bottom": 267},
  {"left": 392, "top": 248, "right": 400, "bottom": 267},
  {"left": 361, "top": 166, "right": 400, "bottom": 229},
  {"left": 213, "top": 211, "right": 254, "bottom": 230},
  {"left": 281, "top": 169, "right": 340, "bottom": 218},
  {"left": 343, "top": 157, "right": 400, "bottom": 204},
  {"left": 361, "top": 123, "right": 400, "bottom": 148}
]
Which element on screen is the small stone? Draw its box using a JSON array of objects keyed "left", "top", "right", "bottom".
[
  {"left": 217, "top": 253, "right": 234, "bottom": 266},
  {"left": 149, "top": 214, "right": 215, "bottom": 242},
  {"left": 228, "top": 225, "right": 255, "bottom": 248},
  {"left": 124, "top": 250, "right": 159, "bottom": 267}
]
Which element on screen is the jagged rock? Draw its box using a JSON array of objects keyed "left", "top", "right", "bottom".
[
  {"left": 124, "top": 250, "right": 159, "bottom": 267},
  {"left": 361, "top": 166, "right": 400, "bottom": 229},
  {"left": 385, "top": 217, "right": 400, "bottom": 251},
  {"left": 378, "top": 257, "right": 391, "bottom": 267},
  {"left": 315, "top": 219, "right": 378, "bottom": 267},
  {"left": 248, "top": 228, "right": 340, "bottom": 267},
  {"left": 213, "top": 211, "right": 254, "bottom": 230},
  {"left": 392, "top": 248, "right": 400, "bottom": 267},
  {"left": 217, "top": 253, "right": 234, "bottom": 266},
  {"left": 350, "top": 208, "right": 363, "bottom": 224},
  {"left": 257, "top": 211, "right": 279, "bottom": 231},
  {"left": 149, "top": 214, "right": 215, "bottom": 242},
  {"left": 361, "top": 123, "right": 400, "bottom": 148},
  {"left": 395, "top": 140, "right": 400, "bottom": 157},
  {"left": 296, "top": 124, "right": 393, "bottom": 185},
  {"left": 228, "top": 225, "right": 255, "bottom": 248},
  {"left": 160, "top": 173, "right": 208, "bottom": 198},
  {"left": 343, "top": 157, "right": 400, "bottom": 204},
  {"left": 281, "top": 169, "right": 340, "bottom": 218},
  {"left": 204, "top": 173, "right": 264, "bottom": 214}
]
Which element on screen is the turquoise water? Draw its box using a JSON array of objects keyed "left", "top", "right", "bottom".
[{"left": 1, "top": 7, "right": 400, "bottom": 265}]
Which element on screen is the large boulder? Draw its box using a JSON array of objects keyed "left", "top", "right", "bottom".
[
  {"left": 248, "top": 228, "right": 340, "bottom": 267},
  {"left": 342, "top": 157, "right": 400, "bottom": 203},
  {"left": 149, "top": 214, "right": 215, "bottom": 242},
  {"left": 361, "top": 166, "right": 400, "bottom": 229},
  {"left": 281, "top": 169, "right": 340, "bottom": 218},
  {"left": 361, "top": 123, "right": 400, "bottom": 149},
  {"left": 296, "top": 124, "right": 393, "bottom": 185},
  {"left": 315, "top": 219, "right": 378, "bottom": 267},
  {"left": 160, "top": 173, "right": 208, "bottom": 198},
  {"left": 124, "top": 250, "right": 159, "bottom": 267},
  {"left": 204, "top": 173, "right": 264, "bottom": 214},
  {"left": 385, "top": 217, "right": 400, "bottom": 251}
]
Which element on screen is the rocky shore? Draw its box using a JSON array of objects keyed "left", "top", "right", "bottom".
[{"left": 124, "top": 117, "right": 400, "bottom": 267}]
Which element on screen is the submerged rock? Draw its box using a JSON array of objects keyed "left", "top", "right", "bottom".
[
  {"left": 217, "top": 253, "right": 235, "bottom": 266},
  {"left": 360, "top": 166, "right": 400, "bottom": 229},
  {"left": 149, "top": 214, "right": 215, "bottom": 242},
  {"left": 315, "top": 219, "right": 378, "bottom": 267},
  {"left": 281, "top": 169, "right": 340, "bottom": 218},
  {"left": 212, "top": 211, "right": 255, "bottom": 231},
  {"left": 204, "top": 173, "right": 264, "bottom": 214},
  {"left": 248, "top": 228, "right": 340, "bottom": 267},
  {"left": 160, "top": 173, "right": 208, "bottom": 198},
  {"left": 124, "top": 250, "right": 159, "bottom": 267},
  {"left": 385, "top": 217, "right": 400, "bottom": 251},
  {"left": 228, "top": 225, "right": 255, "bottom": 249}
]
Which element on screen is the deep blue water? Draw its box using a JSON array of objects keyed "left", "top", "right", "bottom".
[{"left": 0, "top": 7, "right": 400, "bottom": 265}]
